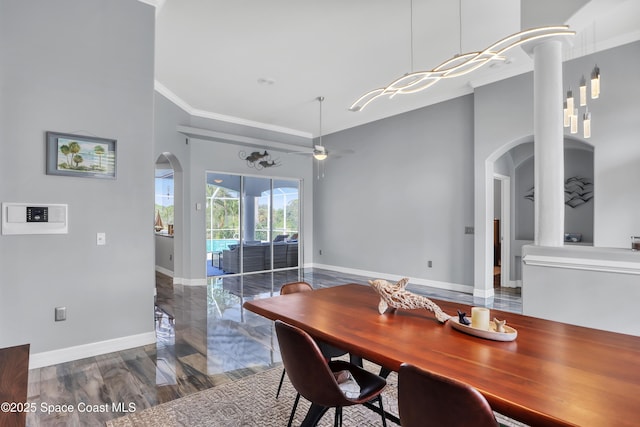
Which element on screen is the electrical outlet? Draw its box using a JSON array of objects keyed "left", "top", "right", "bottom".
[
  {"left": 55, "top": 306, "right": 66, "bottom": 321},
  {"left": 319, "top": 249, "right": 323, "bottom": 255},
  {"left": 428, "top": 260, "right": 433, "bottom": 268},
  {"left": 465, "top": 226, "right": 474, "bottom": 234}
]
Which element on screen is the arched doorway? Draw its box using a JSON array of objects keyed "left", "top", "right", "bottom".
[
  {"left": 486, "top": 138, "right": 594, "bottom": 291},
  {"left": 154, "top": 153, "right": 184, "bottom": 281}
]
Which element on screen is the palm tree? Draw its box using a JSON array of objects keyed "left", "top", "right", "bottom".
[
  {"left": 59, "top": 144, "right": 70, "bottom": 167},
  {"left": 68, "top": 142, "right": 81, "bottom": 169},
  {"left": 73, "top": 154, "right": 83, "bottom": 168},
  {"left": 94, "top": 145, "right": 105, "bottom": 169}
]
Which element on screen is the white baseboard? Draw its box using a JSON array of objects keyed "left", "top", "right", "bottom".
[
  {"left": 173, "top": 277, "right": 207, "bottom": 286},
  {"left": 312, "top": 263, "right": 474, "bottom": 294},
  {"left": 29, "top": 332, "right": 156, "bottom": 369},
  {"left": 501, "top": 279, "right": 520, "bottom": 288},
  {"left": 473, "top": 287, "right": 495, "bottom": 299},
  {"left": 155, "top": 265, "right": 173, "bottom": 277}
]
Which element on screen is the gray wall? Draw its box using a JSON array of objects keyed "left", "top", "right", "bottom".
[
  {"left": 0, "top": 0, "right": 155, "bottom": 357},
  {"left": 314, "top": 95, "right": 475, "bottom": 288}
]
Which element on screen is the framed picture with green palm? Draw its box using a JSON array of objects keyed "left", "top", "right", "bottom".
[{"left": 46, "top": 131, "right": 116, "bottom": 179}]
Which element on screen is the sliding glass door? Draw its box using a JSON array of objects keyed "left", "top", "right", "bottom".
[{"left": 206, "top": 172, "right": 300, "bottom": 276}]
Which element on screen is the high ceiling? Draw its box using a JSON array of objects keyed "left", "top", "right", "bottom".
[{"left": 154, "top": 0, "right": 640, "bottom": 139}]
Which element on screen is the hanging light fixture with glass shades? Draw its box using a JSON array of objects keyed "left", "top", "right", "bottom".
[{"left": 564, "top": 65, "right": 600, "bottom": 139}]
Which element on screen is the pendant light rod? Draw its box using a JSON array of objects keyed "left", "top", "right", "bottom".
[
  {"left": 458, "top": 0, "right": 462, "bottom": 55},
  {"left": 317, "top": 95, "right": 324, "bottom": 144},
  {"left": 410, "top": 0, "right": 414, "bottom": 72}
]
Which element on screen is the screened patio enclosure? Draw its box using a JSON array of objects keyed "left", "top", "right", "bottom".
[{"left": 206, "top": 172, "right": 300, "bottom": 276}]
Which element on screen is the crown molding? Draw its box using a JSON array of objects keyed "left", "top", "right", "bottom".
[
  {"left": 176, "top": 125, "right": 310, "bottom": 153},
  {"left": 136, "top": 0, "right": 159, "bottom": 7},
  {"left": 154, "top": 81, "right": 312, "bottom": 139}
]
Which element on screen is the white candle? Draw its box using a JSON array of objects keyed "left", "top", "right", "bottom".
[{"left": 471, "top": 307, "right": 490, "bottom": 330}]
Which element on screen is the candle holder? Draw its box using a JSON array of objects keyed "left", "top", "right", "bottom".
[{"left": 632, "top": 236, "right": 640, "bottom": 251}]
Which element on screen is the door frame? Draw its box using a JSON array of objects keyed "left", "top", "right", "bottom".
[{"left": 494, "top": 173, "right": 512, "bottom": 287}]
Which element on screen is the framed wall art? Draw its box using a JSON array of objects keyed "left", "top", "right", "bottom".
[{"left": 46, "top": 131, "right": 116, "bottom": 179}]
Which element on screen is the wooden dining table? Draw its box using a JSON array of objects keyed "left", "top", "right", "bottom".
[{"left": 243, "top": 283, "right": 640, "bottom": 427}]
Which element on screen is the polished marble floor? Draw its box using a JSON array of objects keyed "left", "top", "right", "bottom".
[{"left": 25, "top": 268, "right": 521, "bottom": 426}]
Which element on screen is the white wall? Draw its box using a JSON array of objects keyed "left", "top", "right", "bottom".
[{"left": 0, "top": 0, "right": 156, "bottom": 365}]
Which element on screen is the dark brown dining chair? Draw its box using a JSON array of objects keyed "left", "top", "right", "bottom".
[
  {"left": 276, "top": 282, "right": 348, "bottom": 399},
  {"left": 398, "top": 363, "right": 499, "bottom": 427},
  {"left": 275, "top": 320, "right": 388, "bottom": 427}
]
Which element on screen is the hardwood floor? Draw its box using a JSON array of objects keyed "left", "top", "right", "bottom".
[{"left": 25, "top": 268, "right": 521, "bottom": 426}]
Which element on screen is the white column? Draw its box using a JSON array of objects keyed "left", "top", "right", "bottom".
[{"left": 533, "top": 40, "right": 564, "bottom": 247}]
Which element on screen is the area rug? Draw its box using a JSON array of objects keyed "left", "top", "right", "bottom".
[{"left": 107, "top": 364, "right": 527, "bottom": 427}]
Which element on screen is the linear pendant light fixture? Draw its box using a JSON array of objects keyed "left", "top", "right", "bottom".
[{"left": 349, "top": 25, "right": 575, "bottom": 112}]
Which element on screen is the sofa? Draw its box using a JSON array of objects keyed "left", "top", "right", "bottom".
[{"left": 222, "top": 241, "right": 298, "bottom": 273}]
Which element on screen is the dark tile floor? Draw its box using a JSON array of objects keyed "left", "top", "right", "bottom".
[{"left": 25, "top": 268, "right": 521, "bottom": 426}]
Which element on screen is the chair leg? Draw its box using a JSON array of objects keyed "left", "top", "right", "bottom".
[
  {"left": 287, "top": 393, "right": 300, "bottom": 427},
  {"left": 334, "top": 406, "right": 343, "bottom": 427},
  {"left": 378, "top": 367, "right": 391, "bottom": 379},
  {"left": 276, "top": 368, "right": 286, "bottom": 398},
  {"left": 377, "top": 395, "right": 387, "bottom": 427}
]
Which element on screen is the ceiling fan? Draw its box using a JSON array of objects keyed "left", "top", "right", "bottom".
[
  {"left": 290, "top": 96, "right": 353, "bottom": 157},
  {"left": 288, "top": 96, "right": 330, "bottom": 160}
]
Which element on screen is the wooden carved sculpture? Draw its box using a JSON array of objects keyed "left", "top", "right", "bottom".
[{"left": 368, "top": 278, "right": 451, "bottom": 323}]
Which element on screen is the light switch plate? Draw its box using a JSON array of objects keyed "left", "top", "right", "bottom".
[
  {"left": 55, "top": 307, "right": 66, "bottom": 321},
  {"left": 97, "top": 232, "right": 106, "bottom": 245}
]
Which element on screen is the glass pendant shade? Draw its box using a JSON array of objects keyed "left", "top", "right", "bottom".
[
  {"left": 570, "top": 109, "right": 578, "bottom": 134},
  {"left": 579, "top": 76, "right": 587, "bottom": 106},
  {"left": 591, "top": 65, "right": 600, "bottom": 99},
  {"left": 563, "top": 101, "right": 570, "bottom": 127},
  {"left": 566, "top": 89, "right": 574, "bottom": 113},
  {"left": 583, "top": 111, "right": 591, "bottom": 138}
]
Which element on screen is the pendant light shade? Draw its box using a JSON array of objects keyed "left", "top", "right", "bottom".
[
  {"left": 566, "top": 88, "right": 574, "bottom": 113},
  {"left": 579, "top": 76, "right": 587, "bottom": 106},
  {"left": 563, "top": 101, "right": 570, "bottom": 128},
  {"left": 583, "top": 109, "right": 591, "bottom": 139},
  {"left": 570, "top": 109, "right": 578, "bottom": 134},
  {"left": 591, "top": 65, "right": 600, "bottom": 99}
]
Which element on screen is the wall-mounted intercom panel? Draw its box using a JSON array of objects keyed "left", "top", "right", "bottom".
[{"left": 1, "top": 202, "right": 68, "bottom": 235}]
